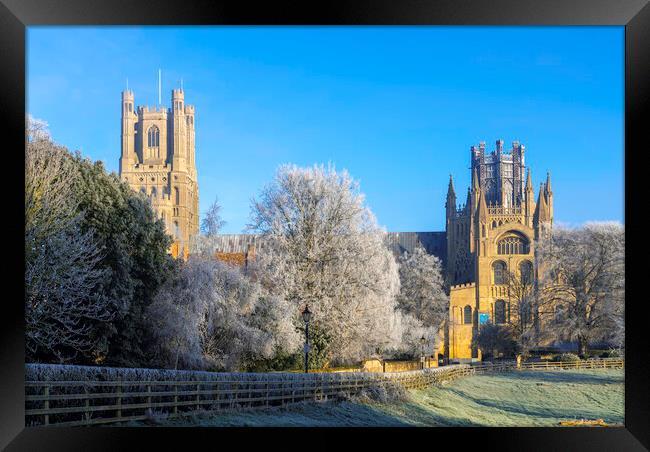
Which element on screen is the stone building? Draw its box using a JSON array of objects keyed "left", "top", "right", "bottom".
[
  {"left": 442, "top": 140, "right": 553, "bottom": 362},
  {"left": 118, "top": 88, "right": 199, "bottom": 258}
]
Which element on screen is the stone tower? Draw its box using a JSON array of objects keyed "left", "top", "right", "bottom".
[
  {"left": 442, "top": 140, "right": 553, "bottom": 362},
  {"left": 119, "top": 88, "right": 200, "bottom": 258}
]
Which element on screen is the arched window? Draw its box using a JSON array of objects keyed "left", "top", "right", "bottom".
[
  {"left": 495, "top": 300, "right": 506, "bottom": 324},
  {"left": 463, "top": 305, "right": 472, "bottom": 324},
  {"left": 173, "top": 221, "right": 180, "bottom": 239},
  {"left": 140, "top": 186, "right": 146, "bottom": 194},
  {"left": 519, "top": 260, "right": 533, "bottom": 285},
  {"left": 492, "top": 220, "right": 497, "bottom": 229},
  {"left": 147, "top": 125, "right": 160, "bottom": 148},
  {"left": 497, "top": 232, "right": 529, "bottom": 255},
  {"left": 555, "top": 305, "right": 565, "bottom": 322},
  {"left": 493, "top": 261, "right": 507, "bottom": 285},
  {"left": 174, "top": 187, "right": 180, "bottom": 205},
  {"left": 151, "top": 187, "right": 157, "bottom": 199}
]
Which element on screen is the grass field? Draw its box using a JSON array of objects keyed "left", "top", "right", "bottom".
[{"left": 131, "top": 368, "right": 624, "bottom": 427}]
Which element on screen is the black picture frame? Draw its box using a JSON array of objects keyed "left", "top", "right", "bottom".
[{"left": 1, "top": 0, "right": 647, "bottom": 450}]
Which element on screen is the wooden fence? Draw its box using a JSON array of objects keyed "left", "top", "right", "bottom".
[{"left": 25, "top": 358, "right": 623, "bottom": 427}]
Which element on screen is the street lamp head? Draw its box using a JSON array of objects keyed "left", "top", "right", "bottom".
[
  {"left": 420, "top": 336, "right": 426, "bottom": 345},
  {"left": 302, "top": 304, "right": 312, "bottom": 324}
]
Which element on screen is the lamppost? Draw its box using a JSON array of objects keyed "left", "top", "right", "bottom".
[
  {"left": 302, "top": 304, "right": 312, "bottom": 373},
  {"left": 420, "top": 336, "right": 426, "bottom": 369}
]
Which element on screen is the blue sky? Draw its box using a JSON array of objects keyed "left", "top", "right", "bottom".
[{"left": 27, "top": 26, "right": 624, "bottom": 233}]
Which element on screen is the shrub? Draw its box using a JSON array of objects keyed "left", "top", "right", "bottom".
[
  {"left": 355, "top": 381, "right": 410, "bottom": 404},
  {"left": 600, "top": 349, "right": 622, "bottom": 358},
  {"left": 552, "top": 352, "right": 581, "bottom": 362},
  {"left": 472, "top": 322, "right": 519, "bottom": 359}
]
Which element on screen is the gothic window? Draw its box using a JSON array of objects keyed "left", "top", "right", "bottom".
[
  {"left": 174, "top": 221, "right": 180, "bottom": 239},
  {"left": 495, "top": 300, "right": 506, "bottom": 324},
  {"left": 174, "top": 187, "right": 180, "bottom": 205},
  {"left": 147, "top": 125, "right": 160, "bottom": 148},
  {"left": 492, "top": 221, "right": 497, "bottom": 229},
  {"left": 519, "top": 260, "right": 534, "bottom": 285},
  {"left": 497, "top": 233, "right": 529, "bottom": 255},
  {"left": 493, "top": 261, "right": 507, "bottom": 285},
  {"left": 151, "top": 187, "right": 157, "bottom": 199},
  {"left": 140, "top": 187, "right": 146, "bottom": 194},
  {"left": 463, "top": 305, "right": 472, "bottom": 324}
]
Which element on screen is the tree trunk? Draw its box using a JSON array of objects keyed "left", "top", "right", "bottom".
[{"left": 578, "top": 336, "right": 588, "bottom": 358}]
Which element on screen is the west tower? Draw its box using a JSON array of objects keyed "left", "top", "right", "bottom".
[{"left": 119, "top": 88, "right": 200, "bottom": 258}]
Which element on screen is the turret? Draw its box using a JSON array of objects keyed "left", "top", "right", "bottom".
[
  {"left": 474, "top": 187, "right": 489, "bottom": 256},
  {"left": 120, "top": 90, "right": 136, "bottom": 172},
  {"left": 172, "top": 88, "right": 185, "bottom": 112},
  {"left": 446, "top": 174, "right": 456, "bottom": 217},
  {"left": 478, "top": 187, "right": 488, "bottom": 223},
  {"left": 524, "top": 168, "right": 535, "bottom": 225},
  {"left": 545, "top": 171, "right": 553, "bottom": 222},
  {"left": 534, "top": 183, "right": 551, "bottom": 229},
  {"left": 445, "top": 174, "right": 457, "bottom": 285},
  {"left": 471, "top": 166, "right": 480, "bottom": 213},
  {"left": 171, "top": 88, "right": 187, "bottom": 170},
  {"left": 496, "top": 139, "right": 504, "bottom": 155}
]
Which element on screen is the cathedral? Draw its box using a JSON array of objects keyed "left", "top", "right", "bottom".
[
  {"left": 441, "top": 140, "right": 553, "bottom": 362},
  {"left": 117, "top": 90, "right": 552, "bottom": 362},
  {"left": 119, "top": 88, "right": 199, "bottom": 258}
]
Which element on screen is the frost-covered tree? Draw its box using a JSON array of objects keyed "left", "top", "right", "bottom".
[
  {"left": 502, "top": 262, "right": 539, "bottom": 355},
  {"left": 201, "top": 195, "right": 226, "bottom": 237},
  {"left": 248, "top": 164, "right": 402, "bottom": 366},
  {"left": 25, "top": 115, "right": 175, "bottom": 366},
  {"left": 25, "top": 117, "right": 112, "bottom": 363},
  {"left": 147, "top": 256, "right": 300, "bottom": 371},
  {"left": 536, "top": 222, "right": 625, "bottom": 356},
  {"left": 396, "top": 246, "right": 448, "bottom": 351}
]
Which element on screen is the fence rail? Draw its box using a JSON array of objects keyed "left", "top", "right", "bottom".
[{"left": 25, "top": 358, "right": 623, "bottom": 427}]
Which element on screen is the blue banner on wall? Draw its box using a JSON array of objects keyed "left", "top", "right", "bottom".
[{"left": 479, "top": 313, "right": 489, "bottom": 324}]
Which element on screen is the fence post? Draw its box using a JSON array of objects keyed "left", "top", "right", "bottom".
[
  {"left": 116, "top": 382, "right": 122, "bottom": 420},
  {"left": 320, "top": 374, "right": 325, "bottom": 401},
  {"left": 84, "top": 385, "right": 90, "bottom": 423},
  {"left": 265, "top": 381, "right": 270, "bottom": 407},
  {"left": 196, "top": 383, "right": 200, "bottom": 411},
  {"left": 43, "top": 385, "right": 49, "bottom": 426},
  {"left": 147, "top": 384, "right": 152, "bottom": 412},
  {"left": 173, "top": 383, "right": 178, "bottom": 416}
]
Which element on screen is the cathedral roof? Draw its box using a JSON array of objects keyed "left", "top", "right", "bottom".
[
  {"left": 384, "top": 231, "right": 447, "bottom": 264},
  {"left": 204, "top": 231, "right": 447, "bottom": 264}
]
